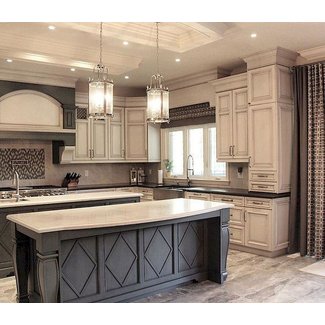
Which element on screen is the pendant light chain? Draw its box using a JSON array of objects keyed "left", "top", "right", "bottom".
[
  {"left": 156, "top": 22, "right": 160, "bottom": 75},
  {"left": 99, "top": 22, "right": 103, "bottom": 66}
]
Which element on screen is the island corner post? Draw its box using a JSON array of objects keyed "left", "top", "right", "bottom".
[{"left": 9, "top": 204, "right": 230, "bottom": 303}]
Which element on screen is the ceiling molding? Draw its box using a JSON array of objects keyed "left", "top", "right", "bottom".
[
  {"left": 0, "top": 30, "right": 143, "bottom": 75},
  {"left": 168, "top": 68, "right": 230, "bottom": 91},
  {"left": 0, "top": 68, "right": 77, "bottom": 88},
  {"left": 60, "top": 22, "right": 227, "bottom": 53},
  {"left": 243, "top": 47, "right": 298, "bottom": 70},
  {"left": 298, "top": 45, "right": 325, "bottom": 63}
]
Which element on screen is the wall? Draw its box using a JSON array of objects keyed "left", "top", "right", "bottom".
[{"left": 0, "top": 140, "right": 159, "bottom": 188}]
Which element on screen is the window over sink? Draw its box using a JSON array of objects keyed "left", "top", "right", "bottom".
[{"left": 162, "top": 123, "right": 227, "bottom": 180}]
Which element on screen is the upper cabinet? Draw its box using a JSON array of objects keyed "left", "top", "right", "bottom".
[
  {"left": 68, "top": 95, "right": 160, "bottom": 164},
  {"left": 248, "top": 65, "right": 293, "bottom": 106},
  {"left": 213, "top": 73, "right": 249, "bottom": 162},
  {"left": 247, "top": 65, "right": 293, "bottom": 193}
]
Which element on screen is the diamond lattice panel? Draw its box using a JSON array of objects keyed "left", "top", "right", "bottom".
[
  {"left": 178, "top": 221, "right": 204, "bottom": 272},
  {"left": 61, "top": 237, "right": 98, "bottom": 301},
  {"left": 0, "top": 219, "right": 12, "bottom": 263},
  {"left": 104, "top": 231, "right": 138, "bottom": 291},
  {"left": 144, "top": 225, "right": 173, "bottom": 281}
]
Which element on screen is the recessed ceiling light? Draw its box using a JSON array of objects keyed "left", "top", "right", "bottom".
[
  {"left": 6, "top": 59, "right": 13, "bottom": 63},
  {"left": 48, "top": 25, "right": 56, "bottom": 30},
  {"left": 251, "top": 33, "right": 257, "bottom": 38},
  {"left": 124, "top": 75, "right": 130, "bottom": 79},
  {"left": 70, "top": 68, "right": 76, "bottom": 72},
  {"left": 175, "top": 58, "right": 181, "bottom": 62},
  {"left": 123, "top": 41, "right": 129, "bottom": 46}
]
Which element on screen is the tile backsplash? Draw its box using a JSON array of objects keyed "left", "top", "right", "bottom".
[{"left": 0, "top": 148, "right": 45, "bottom": 180}]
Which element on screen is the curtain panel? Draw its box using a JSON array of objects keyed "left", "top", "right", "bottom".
[
  {"left": 307, "top": 64, "right": 325, "bottom": 259},
  {"left": 289, "top": 63, "right": 325, "bottom": 259}
]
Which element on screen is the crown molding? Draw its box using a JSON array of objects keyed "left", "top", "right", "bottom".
[
  {"left": 0, "top": 68, "right": 77, "bottom": 88},
  {"left": 243, "top": 47, "right": 298, "bottom": 70},
  {"left": 167, "top": 68, "right": 230, "bottom": 91},
  {"left": 298, "top": 45, "right": 325, "bottom": 63},
  {"left": 209, "top": 72, "right": 247, "bottom": 92}
]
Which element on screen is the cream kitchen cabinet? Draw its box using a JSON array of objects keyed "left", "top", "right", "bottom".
[
  {"left": 184, "top": 191, "right": 211, "bottom": 201},
  {"left": 248, "top": 95, "right": 293, "bottom": 193},
  {"left": 108, "top": 106, "right": 125, "bottom": 160},
  {"left": 210, "top": 194, "right": 290, "bottom": 257},
  {"left": 213, "top": 74, "right": 249, "bottom": 162},
  {"left": 75, "top": 118, "right": 108, "bottom": 161},
  {"left": 247, "top": 65, "right": 293, "bottom": 106}
]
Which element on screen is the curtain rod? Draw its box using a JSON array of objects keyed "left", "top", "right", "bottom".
[{"left": 290, "top": 60, "right": 325, "bottom": 71}]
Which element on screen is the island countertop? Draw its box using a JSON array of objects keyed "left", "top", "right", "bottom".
[
  {"left": 0, "top": 190, "right": 142, "bottom": 209},
  {"left": 7, "top": 198, "right": 233, "bottom": 234}
]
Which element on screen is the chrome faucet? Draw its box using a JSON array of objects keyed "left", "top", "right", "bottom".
[
  {"left": 186, "top": 154, "right": 194, "bottom": 187},
  {"left": 12, "top": 170, "right": 21, "bottom": 202}
]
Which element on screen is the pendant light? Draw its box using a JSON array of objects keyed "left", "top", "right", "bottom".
[
  {"left": 88, "top": 22, "right": 114, "bottom": 119},
  {"left": 146, "top": 22, "right": 169, "bottom": 124}
]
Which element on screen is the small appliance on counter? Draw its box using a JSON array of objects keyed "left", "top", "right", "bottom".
[
  {"left": 158, "top": 169, "right": 163, "bottom": 185},
  {"left": 137, "top": 168, "right": 146, "bottom": 185},
  {"left": 130, "top": 168, "right": 137, "bottom": 185},
  {"left": 62, "top": 172, "right": 81, "bottom": 188}
]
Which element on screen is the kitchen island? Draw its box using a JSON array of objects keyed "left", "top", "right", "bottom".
[{"left": 7, "top": 198, "right": 232, "bottom": 303}]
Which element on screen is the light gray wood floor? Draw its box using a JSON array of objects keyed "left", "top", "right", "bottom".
[{"left": 1, "top": 250, "right": 324, "bottom": 303}]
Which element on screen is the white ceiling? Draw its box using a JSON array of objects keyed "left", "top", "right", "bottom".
[{"left": 1, "top": 22, "right": 325, "bottom": 88}]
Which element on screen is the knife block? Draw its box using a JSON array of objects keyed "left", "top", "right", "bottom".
[{"left": 67, "top": 180, "right": 79, "bottom": 188}]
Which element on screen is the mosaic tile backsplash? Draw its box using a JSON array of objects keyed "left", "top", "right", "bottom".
[{"left": 0, "top": 148, "right": 45, "bottom": 180}]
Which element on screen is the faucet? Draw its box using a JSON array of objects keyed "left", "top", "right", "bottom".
[
  {"left": 12, "top": 170, "right": 21, "bottom": 202},
  {"left": 186, "top": 154, "right": 194, "bottom": 187}
]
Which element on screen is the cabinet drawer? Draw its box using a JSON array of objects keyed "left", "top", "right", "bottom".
[
  {"left": 230, "top": 207, "right": 245, "bottom": 226},
  {"left": 250, "top": 171, "right": 277, "bottom": 182},
  {"left": 250, "top": 182, "right": 277, "bottom": 193},
  {"left": 185, "top": 192, "right": 211, "bottom": 200},
  {"left": 229, "top": 226, "right": 245, "bottom": 245},
  {"left": 245, "top": 197, "right": 272, "bottom": 209},
  {"left": 210, "top": 194, "right": 244, "bottom": 206}
]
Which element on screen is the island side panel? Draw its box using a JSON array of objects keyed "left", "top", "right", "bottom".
[{"left": 207, "top": 208, "right": 230, "bottom": 283}]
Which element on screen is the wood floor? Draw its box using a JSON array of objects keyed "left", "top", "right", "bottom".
[{"left": 1, "top": 249, "right": 324, "bottom": 303}]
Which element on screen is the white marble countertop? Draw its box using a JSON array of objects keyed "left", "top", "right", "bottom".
[
  {"left": 7, "top": 198, "right": 233, "bottom": 234},
  {"left": 0, "top": 191, "right": 142, "bottom": 209}
]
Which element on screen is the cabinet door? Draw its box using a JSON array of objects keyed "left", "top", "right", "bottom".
[
  {"left": 248, "top": 66, "right": 276, "bottom": 105},
  {"left": 75, "top": 119, "right": 90, "bottom": 160},
  {"left": 91, "top": 119, "right": 108, "bottom": 160},
  {"left": 245, "top": 208, "right": 271, "bottom": 250},
  {"left": 109, "top": 107, "right": 125, "bottom": 160},
  {"left": 232, "top": 88, "right": 248, "bottom": 158},
  {"left": 216, "top": 91, "right": 233, "bottom": 160},
  {"left": 125, "top": 107, "right": 147, "bottom": 160},
  {"left": 248, "top": 103, "right": 277, "bottom": 170}
]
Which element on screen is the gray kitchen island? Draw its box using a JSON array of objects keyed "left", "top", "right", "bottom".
[{"left": 7, "top": 198, "right": 232, "bottom": 303}]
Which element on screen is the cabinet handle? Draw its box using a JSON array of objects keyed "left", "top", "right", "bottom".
[
  {"left": 232, "top": 145, "right": 235, "bottom": 156},
  {"left": 257, "top": 185, "right": 268, "bottom": 189},
  {"left": 221, "top": 198, "right": 234, "bottom": 202},
  {"left": 244, "top": 211, "right": 247, "bottom": 222},
  {"left": 89, "top": 149, "right": 91, "bottom": 158},
  {"left": 229, "top": 146, "right": 232, "bottom": 156},
  {"left": 257, "top": 175, "right": 268, "bottom": 178},
  {"left": 248, "top": 156, "right": 252, "bottom": 168},
  {"left": 252, "top": 201, "right": 264, "bottom": 205},
  {"left": 230, "top": 232, "right": 233, "bottom": 236}
]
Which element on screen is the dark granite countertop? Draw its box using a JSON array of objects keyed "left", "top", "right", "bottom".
[
  {"left": 182, "top": 187, "right": 290, "bottom": 199},
  {"left": 66, "top": 183, "right": 290, "bottom": 199},
  {"left": 66, "top": 183, "right": 166, "bottom": 191}
]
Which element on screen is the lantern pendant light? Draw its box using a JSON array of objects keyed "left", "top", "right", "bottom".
[
  {"left": 88, "top": 22, "right": 114, "bottom": 119},
  {"left": 146, "top": 22, "right": 169, "bottom": 124}
]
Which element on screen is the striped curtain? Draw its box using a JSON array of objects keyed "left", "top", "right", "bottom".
[{"left": 307, "top": 63, "right": 325, "bottom": 259}]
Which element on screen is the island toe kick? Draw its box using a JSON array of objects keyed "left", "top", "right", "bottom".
[{"left": 9, "top": 200, "right": 231, "bottom": 303}]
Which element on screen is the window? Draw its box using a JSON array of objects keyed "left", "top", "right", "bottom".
[{"left": 164, "top": 123, "right": 227, "bottom": 180}]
